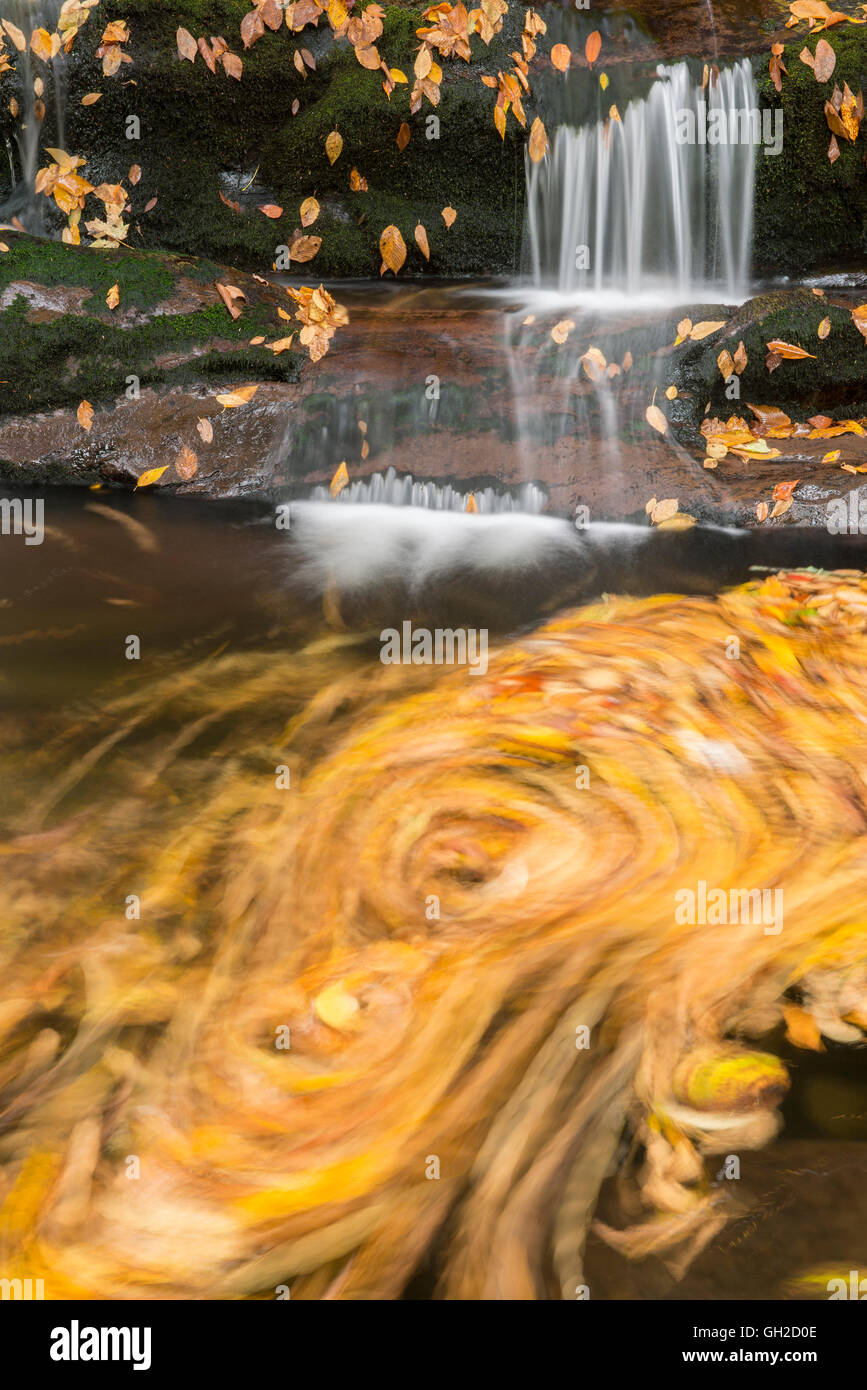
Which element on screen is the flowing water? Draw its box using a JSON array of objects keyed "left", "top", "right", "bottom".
[
  {"left": 2, "top": 1, "right": 867, "bottom": 1307},
  {"left": 1, "top": 0, "right": 69, "bottom": 230}
]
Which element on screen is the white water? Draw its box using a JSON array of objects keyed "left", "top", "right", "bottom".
[
  {"left": 310, "top": 467, "right": 546, "bottom": 515},
  {"left": 2, "top": 1, "right": 68, "bottom": 229},
  {"left": 525, "top": 60, "right": 756, "bottom": 300}
]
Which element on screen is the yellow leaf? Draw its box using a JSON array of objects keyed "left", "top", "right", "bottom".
[
  {"left": 330, "top": 461, "right": 349, "bottom": 497},
  {"left": 551, "top": 318, "right": 575, "bottom": 345},
  {"left": 379, "top": 224, "right": 407, "bottom": 275},
  {"left": 650, "top": 497, "right": 678, "bottom": 524},
  {"left": 300, "top": 196, "right": 320, "bottom": 227},
  {"left": 818, "top": 316, "right": 831, "bottom": 339},
  {"left": 389, "top": 68, "right": 408, "bottom": 83},
  {"left": 665, "top": 385, "right": 677, "bottom": 400},
  {"left": 349, "top": 168, "right": 368, "bottom": 191},
  {"left": 645, "top": 404, "right": 668, "bottom": 435},
  {"left": 106, "top": 282, "right": 119, "bottom": 310},
  {"left": 314, "top": 980, "right": 360, "bottom": 1031},
  {"left": 325, "top": 129, "right": 343, "bottom": 164},
  {"left": 528, "top": 115, "right": 547, "bottom": 162},
  {"left": 690, "top": 320, "right": 726, "bottom": 340},
  {"left": 216, "top": 384, "right": 259, "bottom": 408},
  {"left": 135, "top": 465, "right": 169, "bottom": 489},
  {"left": 822, "top": 449, "right": 841, "bottom": 461},
  {"left": 599, "top": 71, "right": 609, "bottom": 90}
]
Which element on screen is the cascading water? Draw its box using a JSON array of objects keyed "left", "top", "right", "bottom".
[
  {"left": 310, "top": 467, "right": 547, "bottom": 514},
  {"left": 1, "top": 0, "right": 69, "bottom": 230},
  {"left": 525, "top": 59, "right": 756, "bottom": 300}
]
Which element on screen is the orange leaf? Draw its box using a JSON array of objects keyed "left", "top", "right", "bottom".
[
  {"left": 441, "top": 206, "right": 456, "bottom": 228},
  {"left": 175, "top": 445, "right": 198, "bottom": 481},
  {"left": 379, "top": 224, "right": 407, "bottom": 276},
  {"left": 414, "top": 223, "right": 430, "bottom": 261},
  {"left": 550, "top": 43, "right": 570, "bottom": 73},
  {"left": 330, "top": 461, "right": 349, "bottom": 497},
  {"left": 585, "top": 30, "right": 601, "bottom": 67},
  {"left": 77, "top": 400, "right": 94, "bottom": 432},
  {"left": 259, "top": 204, "right": 283, "bottom": 218}
]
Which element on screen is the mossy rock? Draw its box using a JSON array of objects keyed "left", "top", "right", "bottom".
[
  {"left": 0, "top": 0, "right": 528, "bottom": 278},
  {"left": 0, "top": 233, "right": 301, "bottom": 419},
  {"left": 673, "top": 290, "right": 867, "bottom": 433},
  {"left": 753, "top": 27, "right": 867, "bottom": 275}
]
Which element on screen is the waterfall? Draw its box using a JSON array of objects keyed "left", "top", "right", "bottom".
[
  {"left": 310, "top": 467, "right": 547, "bottom": 515},
  {"left": 525, "top": 60, "right": 756, "bottom": 301},
  {"left": 1, "top": 0, "right": 69, "bottom": 230}
]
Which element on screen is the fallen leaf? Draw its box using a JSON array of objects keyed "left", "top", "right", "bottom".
[
  {"left": 551, "top": 318, "right": 575, "bottom": 345},
  {"left": 289, "top": 235, "right": 321, "bottom": 263},
  {"left": 105, "top": 283, "right": 119, "bottom": 310},
  {"left": 645, "top": 404, "right": 668, "bottom": 435},
  {"left": 818, "top": 316, "right": 831, "bottom": 339},
  {"left": 733, "top": 340, "right": 748, "bottom": 374},
  {"left": 330, "top": 461, "right": 349, "bottom": 497},
  {"left": 128, "top": 164, "right": 141, "bottom": 185},
  {"left": 773, "top": 479, "right": 800, "bottom": 502},
  {"left": 135, "top": 465, "right": 169, "bottom": 489},
  {"left": 813, "top": 37, "right": 836, "bottom": 81},
  {"left": 689, "top": 320, "right": 726, "bottom": 340},
  {"left": 196, "top": 418, "right": 214, "bottom": 444},
  {"left": 325, "top": 130, "right": 343, "bottom": 164},
  {"left": 665, "top": 385, "right": 678, "bottom": 400},
  {"left": 144, "top": 196, "right": 157, "bottom": 212},
  {"left": 349, "top": 168, "right": 368, "bottom": 191},
  {"left": 770, "top": 496, "right": 793, "bottom": 518},
  {"left": 77, "top": 400, "right": 94, "bottom": 432},
  {"left": 379, "top": 224, "right": 407, "bottom": 276},
  {"left": 415, "top": 223, "right": 430, "bottom": 260},
  {"left": 756, "top": 501, "right": 769, "bottom": 521},
  {"left": 852, "top": 304, "right": 867, "bottom": 341},
  {"left": 585, "top": 30, "right": 601, "bottom": 67},
  {"left": 441, "top": 206, "right": 456, "bottom": 228},
  {"left": 259, "top": 203, "right": 283, "bottom": 218},
  {"left": 650, "top": 497, "right": 678, "bottom": 524},
  {"left": 175, "top": 445, "right": 198, "bottom": 481},
  {"left": 528, "top": 116, "right": 547, "bottom": 163},
  {"left": 81, "top": 92, "right": 101, "bottom": 105},
  {"left": 177, "top": 27, "right": 197, "bottom": 62},
  {"left": 550, "top": 43, "right": 571, "bottom": 72},
  {"left": 717, "top": 348, "right": 735, "bottom": 381},
  {"left": 216, "top": 384, "right": 259, "bottom": 408},
  {"left": 300, "top": 196, "right": 319, "bottom": 227},
  {"left": 396, "top": 122, "right": 410, "bottom": 150},
  {"left": 823, "top": 449, "right": 841, "bottom": 461},
  {"left": 765, "top": 339, "right": 817, "bottom": 359}
]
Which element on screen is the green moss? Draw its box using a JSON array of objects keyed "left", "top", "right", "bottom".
[
  {"left": 0, "top": 0, "right": 526, "bottom": 277},
  {"left": 754, "top": 28, "right": 867, "bottom": 274},
  {"left": 0, "top": 236, "right": 175, "bottom": 309},
  {"left": 0, "top": 292, "right": 299, "bottom": 417}
]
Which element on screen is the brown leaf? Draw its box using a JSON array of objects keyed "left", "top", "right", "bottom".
[
  {"left": 81, "top": 92, "right": 101, "bottom": 106},
  {"left": 215, "top": 282, "right": 246, "bottom": 319},
  {"left": 289, "top": 234, "right": 321, "bottom": 262},
  {"left": 175, "top": 444, "right": 198, "bottom": 481},
  {"left": 176, "top": 27, "right": 197, "bottom": 62},
  {"left": 733, "top": 340, "right": 748, "bottom": 374},
  {"left": 813, "top": 37, "right": 836, "bottom": 82},
  {"left": 144, "top": 196, "right": 157, "bottom": 212},
  {"left": 756, "top": 501, "right": 769, "bottom": 521},
  {"left": 396, "top": 121, "right": 410, "bottom": 150},
  {"left": 414, "top": 223, "right": 430, "bottom": 261},
  {"left": 128, "top": 164, "right": 141, "bottom": 186},
  {"left": 222, "top": 53, "right": 242, "bottom": 81},
  {"left": 196, "top": 418, "right": 214, "bottom": 444},
  {"left": 379, "top": 224, "right": 407, "bottom": 276},
  {"left": 770, "top": 495, "right": 793, "bottom": 518},
  {"left": 717, "top": 348, "right": 734, "bottom": 381},
  {"left": 349, "top": 168, "right": 368, "bottom": 192}
]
